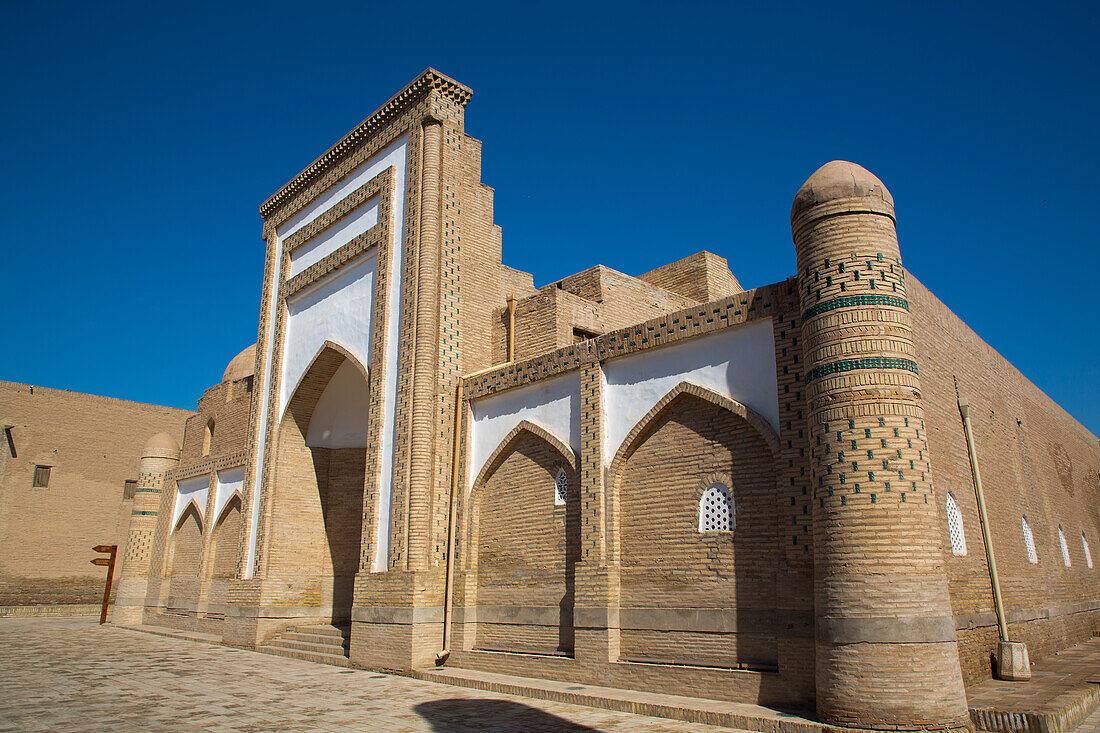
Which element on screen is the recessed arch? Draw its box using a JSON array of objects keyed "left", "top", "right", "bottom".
[
  {"left": 608, "top": 381, "right": 779, "bottom": 483},
  {"left": 463, "top": 419, "right": 581, "bottom": 657},
  {"left": 173, "top": 499, "right": 205, "bottom": 534},
  {"left": 283, "top": 339, "right": 370, "bottom": 420},
  {"left": 212, "top": 491, "right": 243, "bottom": 530},
  {"left": 471, "top": 419, "right": 578, "bottom": 497}
]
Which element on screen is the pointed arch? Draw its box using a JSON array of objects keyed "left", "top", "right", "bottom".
[
  {"left": 608, "top": 381, "right": 780, "bottom": 482},
  {"left": 173, "top": 500, "right": 205, "bottom": 534},
  {"left": 212, "top": 491, "right": 243, "bottom": 530},
  {"left": 471, "top": 419, "right": 577, "bottom": 497},
  {"left": 282, "top": 339, "right": 370, "bottom": 423}
]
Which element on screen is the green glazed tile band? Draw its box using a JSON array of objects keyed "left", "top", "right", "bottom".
[
  {"left": 806, "top": 357, "right": 919, "bottom": 383},
  {"left": 131, "top": 510, "right": 158, "bottom": 516},
  {"left": 801, "top": 295, "right": 909, "bottom": 323}
]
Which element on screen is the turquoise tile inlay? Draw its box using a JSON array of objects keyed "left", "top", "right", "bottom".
[
  {"left": 805, "top": 357, "right": 919, "bottom": 383},
  {"left": 800, "top": 294, "right": 909, "bottom": 323}
]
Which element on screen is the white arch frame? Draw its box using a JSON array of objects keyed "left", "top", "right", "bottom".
[
  {"left": 1083, "top": 532, "right": 1093, "bottom": 569},
  {"left": 1059, "top": 526, "right": 1071, "bottom": 567}
]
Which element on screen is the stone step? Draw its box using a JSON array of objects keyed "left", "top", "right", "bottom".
[
  {"left": 280, "top": 630, "right": 351, "bottom": 647},
  {"left": 264, "top": 638, "right": 348, "bottom": 656},
  {"left": 295, "top": 624, "right": 350, "bottom": 638},
  {"left": 258, "top": 643, "right": 350, "bottom": 668}
]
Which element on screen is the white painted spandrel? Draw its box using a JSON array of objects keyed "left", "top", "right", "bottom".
[
  {"left": 173, "top": 475, "right": 210, "bottom": 531},
  {"left": 287, "top": 196, "right": 379, "bottom": 279},
  {"left": 468, "top": 372, "right": 580, "bottom": 491},
  {"left": 602, "top": 319, "right": 779, "bottom": 466},
  {"left": 305, "top": 358, "right": 371, "bottom": 449},
  {"left": 280, "top": 255, "right": 376, "bottom": 415},
  {"left": 213, "top": 466, "right": 244, "bottom": 523}
]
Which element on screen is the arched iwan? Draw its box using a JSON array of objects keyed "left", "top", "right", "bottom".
[{"left": 607, "top": 381, "right": 780, "bottom": 482}]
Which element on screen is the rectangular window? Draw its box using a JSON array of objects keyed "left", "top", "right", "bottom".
[
  {"left": 33, "top": 465, "right": 51, "bottom": 488},
  {"left": 123, "top": 480, "right": 137, "bottom": 500},
  {"left": 572, "top": 327, "right": 599, "bottom": 343}
]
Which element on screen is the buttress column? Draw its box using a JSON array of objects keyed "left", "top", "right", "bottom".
[
  {"left": 792, "top": 161, "right": 969, "bottom": 729},
  {"left": 111, "top": 432, "right": 180, "bottom": 625}
]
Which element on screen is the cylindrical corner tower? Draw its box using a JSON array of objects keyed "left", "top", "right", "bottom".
[
  {"left": 112, "top": 431, "right": 181, "bottom": 624},
  {"left": 792, "top": 161, "right": 969, "bottom": 729}
]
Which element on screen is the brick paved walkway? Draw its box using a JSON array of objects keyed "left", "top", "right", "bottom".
[{"left": 0, "top": 618, "right": 739, "bottom": 732}]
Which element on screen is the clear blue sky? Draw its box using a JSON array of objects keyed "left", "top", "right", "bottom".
[{"left": 2, "top": 2, "right": 1098, "bottom": 436}]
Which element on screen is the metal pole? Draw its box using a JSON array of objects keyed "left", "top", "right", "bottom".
[
  {"left": 959, "top": 398, "right": 1009, "bottom": 642},
  {"left": 91, "top": 544, "right": 118, "bottom": 625}
]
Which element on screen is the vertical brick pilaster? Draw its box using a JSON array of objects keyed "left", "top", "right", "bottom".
[{"left": 574, "top": 351, "right": 619, "bottom": 663}]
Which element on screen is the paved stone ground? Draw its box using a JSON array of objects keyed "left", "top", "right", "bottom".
[
  {"left": 0, "top": 618, "right": 739, "bottom": 732},
  {"left": 967, "top": 638, "right": 1100, "bottom": 733}
]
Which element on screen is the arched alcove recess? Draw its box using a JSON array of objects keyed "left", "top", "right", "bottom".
[
  {"left": 608, "top": 382, "right": 780, "bottom": 671},
  {"left": 266, "top": 342, "right": 370, "bottom": 624},
  {"left": 465, "top": 420, "right": 580, "bottom": 656},
  {"left": 210, "top": 494, "right": 243, "bottom": 579},
  {"left": 202, "top": 418, "right": 215, "bottom": 456},
  {"left": 167, "top": 504, "right": 204, "bottom": 607}
]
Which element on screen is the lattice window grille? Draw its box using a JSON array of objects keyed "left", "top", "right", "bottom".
[
  {"left": 698, "top": 483, "right": 735, "bottom": 533},
  {"left": 1022, "top": 516, "right": 1038, "bottom": 564},
  {"left": 554, "top": 468, "right": 568, "bottom": 506},
  {"left": 1083, "top": 533, "right": 1093, "bottom": 569},
  {"left": 946, "top": 493, "right": 967, "bottom": 556},
  {"left": 1059, "top": 526, "right": 1071, "bottom": 567}
]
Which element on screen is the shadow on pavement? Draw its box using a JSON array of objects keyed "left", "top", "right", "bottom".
[{"left": 413, "top": 698, "right": 600, "bottom": 732}]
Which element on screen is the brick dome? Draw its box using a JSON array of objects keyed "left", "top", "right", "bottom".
[
  {"left": 142, "top": 431, "right": 180, "bottom": 459},
  {"left": 791, "top": 160, "right": 894, "bottom": 220},
  {"left": 222, "top": 344, "right": 256, "bottom": 383}
]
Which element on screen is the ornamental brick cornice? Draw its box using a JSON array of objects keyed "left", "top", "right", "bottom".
[{"left": 259, "top": 68, "right": 471, "bottom": 220}]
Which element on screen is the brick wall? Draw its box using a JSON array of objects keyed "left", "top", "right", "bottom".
[
  {"left": 617, "top": 393, "right": 779, "bottom": 670},
  {"left": 0, "top": 381, "right": 190, "bottom": 605},
  {"left": 637, "top": 251, "right": 743, "bottom": 303},
  {"left": 908, "top": 273, "right": 1100, "bottom": 684},
  {"left": 473, "top": 431, "right": 579, "bottom": 655}
]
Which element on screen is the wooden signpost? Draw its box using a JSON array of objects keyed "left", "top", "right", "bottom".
[{"left": 90, "top": 544, "right": 118, "bottom": 625}]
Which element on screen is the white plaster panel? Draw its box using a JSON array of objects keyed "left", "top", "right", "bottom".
[
  {"left": 305, "top": 359, "right": 370, "bottom": 448},
  {"left": 468, "top": 373, "right": 580, "bottom": 491},
  {"left": 173, "top": 475, "right": 210, "bottom": 531},
  {"left": 213, "top": 466, "right": 244, "bottom": 522},
  {"left": 287, "top": 197, "right": 379, "bottom": 279},
  {"left": 602, "top": 319, "right": 779, "bottom": 466},
  {"left": 280, "top": 255, "right": 376, "bottom": 415},
  {"left": 244, "top": 134, "right": 408, "bottom": 576}
]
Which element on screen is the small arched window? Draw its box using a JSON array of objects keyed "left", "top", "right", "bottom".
[
  {"left": 1022, "top": 516, "right": 1038, "bottom": 564},
  {"left": 202, "top": 418, "right": 215, "bottom": 456},
  {"left": 1058, "top": 526, "right": 1071, "bottom": 567},
  {"left": 1082, "top": 533, "right": 1093, "bottom": 569},
  {"left": 554, "top": 468, "right": 568, "bottom": 506},
  {"left": 945, "top": 493, "right": 966, "bottom": 556},
  {"left": 698, "top": 483, "right": 734, "bottom": 533}
]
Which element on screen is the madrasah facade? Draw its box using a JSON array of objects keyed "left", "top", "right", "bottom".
[{"left": 106, "top": 69, "right": 1100, "bottom": 730}]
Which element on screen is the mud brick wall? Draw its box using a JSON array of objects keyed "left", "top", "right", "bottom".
[
  {"left": 908, "top": 273, "right": 1100, "bottom": 685},
  {"left": 474, "top": 431, "right": 579, "bottom": 656},
  {"left": 637, "top": 251, "right": 743, "bottom": 303},
  {"left": 617, "top": 394, "right": 779, "bottom": 670},
  {"left": 0, "top": 381, "right": 190, "bottom": 605},
  {"left": 179, "top": 376, "right": 253, "bottom": 466},
  {"left": 507, "top": 265, "right": 696, "bottom": 363}
]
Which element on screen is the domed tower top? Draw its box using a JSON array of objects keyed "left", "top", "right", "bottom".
[
  {"left": 142, "top": 431, "right": 180, "bottom": 460},
  {"left": 791, "top": 160, "right": 894, "bottom": 224},
  {"left": 222, "top": 344, "right": 256, "bottom": 383}
]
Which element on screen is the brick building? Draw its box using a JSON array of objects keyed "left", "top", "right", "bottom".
[
  {"left": 0, "top": 381, "right": 190, "bottom": 612},
  {"left": 102, "top": 70, "right": 1097, "bottom": 729}
]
